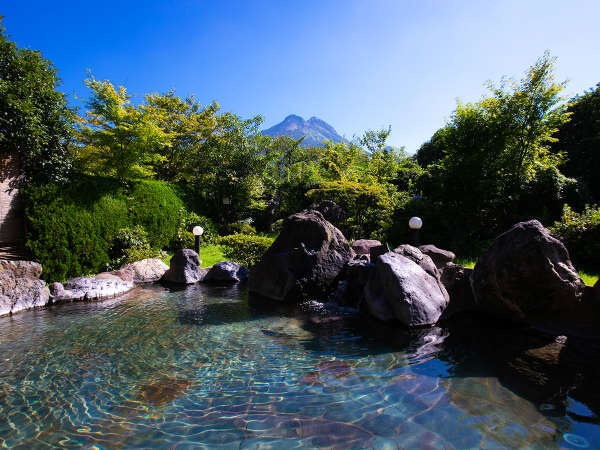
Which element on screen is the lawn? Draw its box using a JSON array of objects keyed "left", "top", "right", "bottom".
[
  {"left": 161, "top": 244, "right": 227, "bottom": 269},
  {"left": 455, "top": 257, "right": 598, "bottom": 286}
]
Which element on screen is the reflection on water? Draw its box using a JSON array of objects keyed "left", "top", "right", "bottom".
[{"left": 0, "top": 283, "right": 598, "bottom": 448}]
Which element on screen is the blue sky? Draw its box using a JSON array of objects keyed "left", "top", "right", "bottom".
[{"left": 2, "top": 1, "right": 599, "bottom": 152}]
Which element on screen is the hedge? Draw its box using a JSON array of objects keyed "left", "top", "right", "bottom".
[
  {"left": 23, "top": 175, "right": 198, "bottom": 281},
  {"left": 217, "top": 234, "right": 274, "bottom": 267}
]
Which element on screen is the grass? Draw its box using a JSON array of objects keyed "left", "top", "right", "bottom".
[
  {"left": 160, "top": 244, "right": 227, "bottom": 269},
  {"left": 454, "top": 257, "right": 598, "bottom": 286}
]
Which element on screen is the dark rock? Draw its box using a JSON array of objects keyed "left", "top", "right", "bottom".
[
  {"left": 0, "top": 259, "right": 42, "bottom": 279},
  {"left": 204, "top": 261, "right": 249, "bottom": 284},
  {"left": 309, "top": 200, "right": 348, "bottom": 226},
  {"left": 352, "top": 239, "right": 381, "bottom": 257},
  {"left": 369, "top": 244, "right": 390, "bottom": 262},
  {"left": 418, "top": 244, "right": 455, "bottom": 269},
  {"left": 331, "top": 259, "right": 374, "bottom": 308},
  {"left": 249, "top": 210, "right": 352, "bottom": 302},
  {"left": 394, "top": 244, "right": 439, "bottom": 279},
  {"left": 48, "top": 282, "right": 64, "bottom": 299},
  {"left": 363, "top": 252, "right": 449, "bottom": 326},
  {"left": 121, "top": 258, "right": 169, "bottom": 283},
  {"left": 162, "top": 249, "right": 202, "bottom": 284},
  {"left": 0, "top": 262, "right": 50, "bottom": 316},
  {"left": 471, "top": 220, "right": 585, "bottom": 323},
  {"left": 440, "top": 263, "right": 476, "bottom": 318}
]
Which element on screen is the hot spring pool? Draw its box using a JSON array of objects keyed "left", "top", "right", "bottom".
[{"left": 0, "top": 283, "right": 598, "bottom": 448}]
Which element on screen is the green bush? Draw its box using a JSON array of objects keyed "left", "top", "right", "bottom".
[
  {"left": 549, "top": 204, "right": 600, "bottom": 271},
  {"left": 112, "top": 226, "right": 150, "bottom": 257},
  {"left": 306, "top": 180, "right": 393, "bottom": 240},
  {"left": 217, "top": 234, "right": 274, "bottom": 267},
  {"left": 127, "top": 180, "right": 186, "bottom": 249},
  {"left": 226, "top": 221, "right": 257, "bottom": 235},
  {"left": 171, "top": 210, "right": 219, "bottom": 249},
  {"left": 23, "top": 176, "right": 205, "bottom": 281},
  {"left": 24, "top": 182, "right": 127, "bottom": 281}
]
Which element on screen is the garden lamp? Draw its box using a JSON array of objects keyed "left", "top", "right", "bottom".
[
  {"left": 408, "top": 217, "right": 422, "bottom": 246},
  {"left": 193, "top": 226, "right": 204, "bottom": 255}
]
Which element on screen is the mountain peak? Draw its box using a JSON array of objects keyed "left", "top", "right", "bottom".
[{"left": 263, "top": 115, "right": 343, "bottom": 147}]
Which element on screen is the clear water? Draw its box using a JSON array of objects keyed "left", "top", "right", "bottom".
[{"left": 0, "top": 284, "right": 598, "bottom": 449}]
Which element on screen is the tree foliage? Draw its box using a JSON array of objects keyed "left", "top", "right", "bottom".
[
  {"left": 76, "top": 76, "right": 172, "bottom": 180},
  {"left": 414, "top": 52, "right": 572, "bottom": 247},
  {"left": 553, "top": 82, "right": 600, "bottom": 201},
  {"left": 0, "top": 16, "right": 74, "bottom": 182}
]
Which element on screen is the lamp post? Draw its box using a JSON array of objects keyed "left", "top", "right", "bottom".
[
  {"left": 408, "top": 216, "right": 422, "bottom": 247},
  {"left": 192, "top": 226, "right": 204, "bottom": 255}
]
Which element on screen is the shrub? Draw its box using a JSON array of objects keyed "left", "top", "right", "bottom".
[
  {"left": 128, "top": 180, "right": 186, "bottom": 249},
  {"left": 171, "top": 210, "right": 219, "bottom": 249},
  {"left": 226, "top": 221, "right": 257, "bottom": 235},
  {"left": 306, "top": 180, "right": 393, "bottom": 240},
  {"left": 109, "top": 225, "right": 164, "bottom": 266},
  {"left": 118, "top": 245, "right": 165, "bottom": 266},
  {"left": 23, "top": 176, "right": 204, "bottom": 281},
  {"left": 549, "top": 204, "right": 600, "bottom": 271},
  {"left": 24, "top": 182, "right": 127, "bottom": 282},
  {"left": 112, "top": 226, "right": 150, "bottom": 258},
  {"left": 217, "top": 234, "right": 274, "bottom": 267}
]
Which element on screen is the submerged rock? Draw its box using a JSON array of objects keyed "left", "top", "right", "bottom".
[
  {"left": 162, "top": 249, "right": 202, "bottom": 284},
  {"left": 471, "top": 220, "right": 585, "bottom": 323},
  {"left": 249, "top": 210, "right": 352, "bottom": 302},
  {"left": 121, "top": 258, "right": 169, "bottom": 283},
  {"left": 364, "top": 252, "right": 449, "bottom": 326},
  {"left": 203, "top": 261, "right": 249, "bottom": 283},
  {"left": 0, "top": 260, "right": 50, "bottom": 316}
]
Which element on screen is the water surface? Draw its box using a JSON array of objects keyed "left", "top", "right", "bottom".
[{"left": 0, "top": 284, "right": 598, "bottom": 448}]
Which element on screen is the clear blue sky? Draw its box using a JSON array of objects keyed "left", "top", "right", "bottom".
[{"left": 2, "top": 1, "right": 599, "bottom": 152}]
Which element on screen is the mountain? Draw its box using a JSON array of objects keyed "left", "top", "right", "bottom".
[{"left": 263, "top": 115, "right": 344, "bottom": 147}]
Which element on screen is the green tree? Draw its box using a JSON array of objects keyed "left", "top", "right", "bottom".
[
  {"left": 144, "top": 91, "right": 219, "bottom": 181},
  {"left": 307, "top": 180, "right": 393, "bottom": 239},
  {"left": 553, "top": 82, "right": 600, "bottom": 201},
  {"left": 76, "top": 76, "right": 172, "bottom": 180},
  {"left": 192, "top": 112, "right": 268, "bottom": 224},
  {"left": 0, "top": 16, "right": 74, "bottom": 182},
  {"left": 416, "top": 53, "right": 571, "bottom": 249}
]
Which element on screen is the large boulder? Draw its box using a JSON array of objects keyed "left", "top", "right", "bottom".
[
  {"left": 203, "top": 261, "right": 249, "bottom": 284},
  {"left": 393, "top": 244, "right": 439, "bottom": 279},
  {"left": 0, "top": 260, "right": 43, "bottom": 279},
  {"left": 363, "top": 252, "right": 449, "bottom": 326},
  {"left": 440, "top": 263, "right": 476, "bottom": 318},
  {"left": 162, "top": 249, "right": 202, "bottom": 284},
  {"left": 352, "top": 239, "right": 381, "bottom": 257},
  {"left": 249, "top": 210, "right": 352, "bottom": 302},
  {"left": 471, "top": 220, "right": 585, "bottom": 322},
  {"left": 309, "top": 200, "right": 348, "bottom": 227},
  {"left": 121, "top": 258, "right": 169, "bottom": 283},
  {"left": 418, "top": 244, "right": 455, "bottom": 269},
  {"left": 0, "top": 260, "right": 50, "bottom": 316},
  {"left": 331, "top": 259, "right": 374, "bottom": 308}
]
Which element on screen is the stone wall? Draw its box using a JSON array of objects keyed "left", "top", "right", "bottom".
[{"left": 0, "top": 152, "right": 24, "bottom": 256}]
